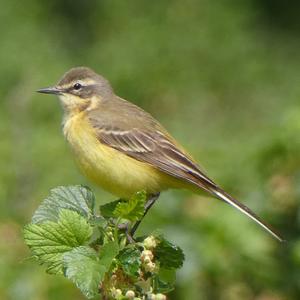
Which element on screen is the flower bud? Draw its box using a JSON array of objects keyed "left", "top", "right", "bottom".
[
  {"left": 111, "top": 274, "right": 117, "bottom": 284},
  {"left": 156, "top": 293, "right": 167, "bottom": 300},
  {"left": 111, "top": 288, "right": 122, "bottom": 298},
  {"left": 125, "top": 290, "right": 135, "bottom": 299},
  {"left": 143, "top": 255, "right": 152, "bottom": 264},
  {"left": 141, "top": 249, "right": 154, "bottom": 260},
  {"left": 143, "top": 236, "right": 157, "bottom": 249},
  {"left": 144, "top": 261, "right": 156, "bottom": 273}
]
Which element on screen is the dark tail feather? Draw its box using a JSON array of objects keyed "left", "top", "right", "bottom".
[{"left": 207, "top": 186, "right": 284, "bottom": 242}]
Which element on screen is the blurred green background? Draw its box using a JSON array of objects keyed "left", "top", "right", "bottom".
[{"left": 1, "top": 0, "right": 300, "bottom": 299}]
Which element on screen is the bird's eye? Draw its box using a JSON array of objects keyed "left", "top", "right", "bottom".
[{"left": 73, "top": 83, "right": 82, "bottom": 90}]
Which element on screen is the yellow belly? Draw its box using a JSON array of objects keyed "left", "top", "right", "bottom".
[{"left": 63, "top": 112, "right": 178, "bottom": 199}]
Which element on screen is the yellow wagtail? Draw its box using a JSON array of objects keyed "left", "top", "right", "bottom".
[{"left": 37, "top": 67, "right": 283, "bottom": 241}]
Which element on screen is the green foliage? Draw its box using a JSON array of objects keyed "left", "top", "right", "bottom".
[
  {"left": 99, "top": 241, "right": 120, "bottom": 269},
  {"left": 24, "top": 186, "right": 184, "bottom": 299},
  {"left": 100, "top": 199, "right": 123, "bottom": 218},
  {"left": 155, "top": 237, "right": 185, "bottom": 269},
  {"left": 154, "top": 268, "right": 176, "bottom": 293},
  {"left": 113, "top": 191, "right": 147, "bottom": 222},
  {"left": 24, "top": 209, "right": 93, "bottom": 274},
  {"left": 100, "top": 191, "right": 147, "bottom": 222},
  {"left": 32, "top": 185, "right": 95, "bottom": 223},
  {"left": 117, "top": 246, "right": 141, "bottom": 277},
  {"left": 63, "top": 246, "right": 106, "bottom": 299}
]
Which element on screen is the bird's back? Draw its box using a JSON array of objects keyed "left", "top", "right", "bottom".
[{"left": 88, "top": 96, "right": 165, "bottom": 133}]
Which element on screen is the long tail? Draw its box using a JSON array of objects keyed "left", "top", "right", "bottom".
[{"left": 206, "top": 185, "right": 284, "bottom": 242}]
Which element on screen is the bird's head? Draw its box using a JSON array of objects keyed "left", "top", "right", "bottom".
[{"left": 37, "top": 67, "right": 113, "bottom": 114}]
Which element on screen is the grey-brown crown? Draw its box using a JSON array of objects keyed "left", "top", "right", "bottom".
[
  {"left": 57, "top": 67, "right": 114, "bottom": 99},
  {"left": 58, "top": 67, "right": 101, "bottom": 85}
]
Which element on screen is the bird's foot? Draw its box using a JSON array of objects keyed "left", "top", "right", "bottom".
[
  {"left": 130, "top": 192, "right": 160, "bottom": 236},
  {"left": 118, "top": 222, "right": 135, "bottom": 243}
]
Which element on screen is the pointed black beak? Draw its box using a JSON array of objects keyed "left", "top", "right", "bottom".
[{"left": 36, "top": 86, "right": 62, "bottom": 95}]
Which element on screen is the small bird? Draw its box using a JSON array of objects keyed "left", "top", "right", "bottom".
[{"left": 37, "top": 67, "right": 283, "bottom": 241}]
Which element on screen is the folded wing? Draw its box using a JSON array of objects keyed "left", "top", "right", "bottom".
[{"left": 89, "top": 116, "right": 283, "bottom": 242}]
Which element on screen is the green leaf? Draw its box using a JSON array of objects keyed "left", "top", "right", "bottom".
[
  {"left": 154, "top": 268, "right": 176, "bottom": 293},
  {"left": 100, "top": 199, "right": 123, "bottom": 218},
  {"left": 155, "top": 237, "right": 185, "bottom": 269},
  {"left": 99, "top": 241, "right": 120, "bottom": 269},
  {"left": 113, "top": 191, "right": 147, "bottom": 222},
  {"left": 118, "top": 246, "right": 141, "bottom": 277},
  {"left": 63, "top": 242, "right": 119, "bottom": 299},
  {"left": 24, "top": 209, "right": 93, "bottom": 274},
  {"left": 89, "top": 215, "right": 107, "bottom": 227},
  {"left": 64, "top": 246, "right": 106, "bottom": 299},
  {"left": 32, "top": 185, "right": 95, "bottom": 223}
]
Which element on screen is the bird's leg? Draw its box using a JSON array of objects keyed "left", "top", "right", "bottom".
[{"left": 130, "top": 192, "right": 160, "bottom": 237}]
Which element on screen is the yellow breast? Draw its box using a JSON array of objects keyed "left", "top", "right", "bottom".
[{"left": 63, "top": 112, "right": 176, "bottom": 198}]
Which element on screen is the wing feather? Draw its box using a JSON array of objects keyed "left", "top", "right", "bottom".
[
  {"left": 91, "top": 120, "right": 215, "bottom": 188},
  {"left": 88, "top": 113, "right": 283, "bottom": 242}
]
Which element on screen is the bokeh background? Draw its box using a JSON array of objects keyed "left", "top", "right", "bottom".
[{"left": 1, "top": 1, "right": 300, "bottom": 299}]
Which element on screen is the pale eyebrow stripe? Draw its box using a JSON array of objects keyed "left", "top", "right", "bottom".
[
  {"left": 60, "top": 79, "right": 97, "bottom": 89},
  {"left": 80, "top": 79, "right": 97, "bottom": 85}
]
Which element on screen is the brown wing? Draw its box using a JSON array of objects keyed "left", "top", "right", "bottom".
[
  {"left": 90, "top": 121, "right": 216, "bottom": 191},
  {"left": 87, "top": 100, "right": 283, "bottom": 242}
]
